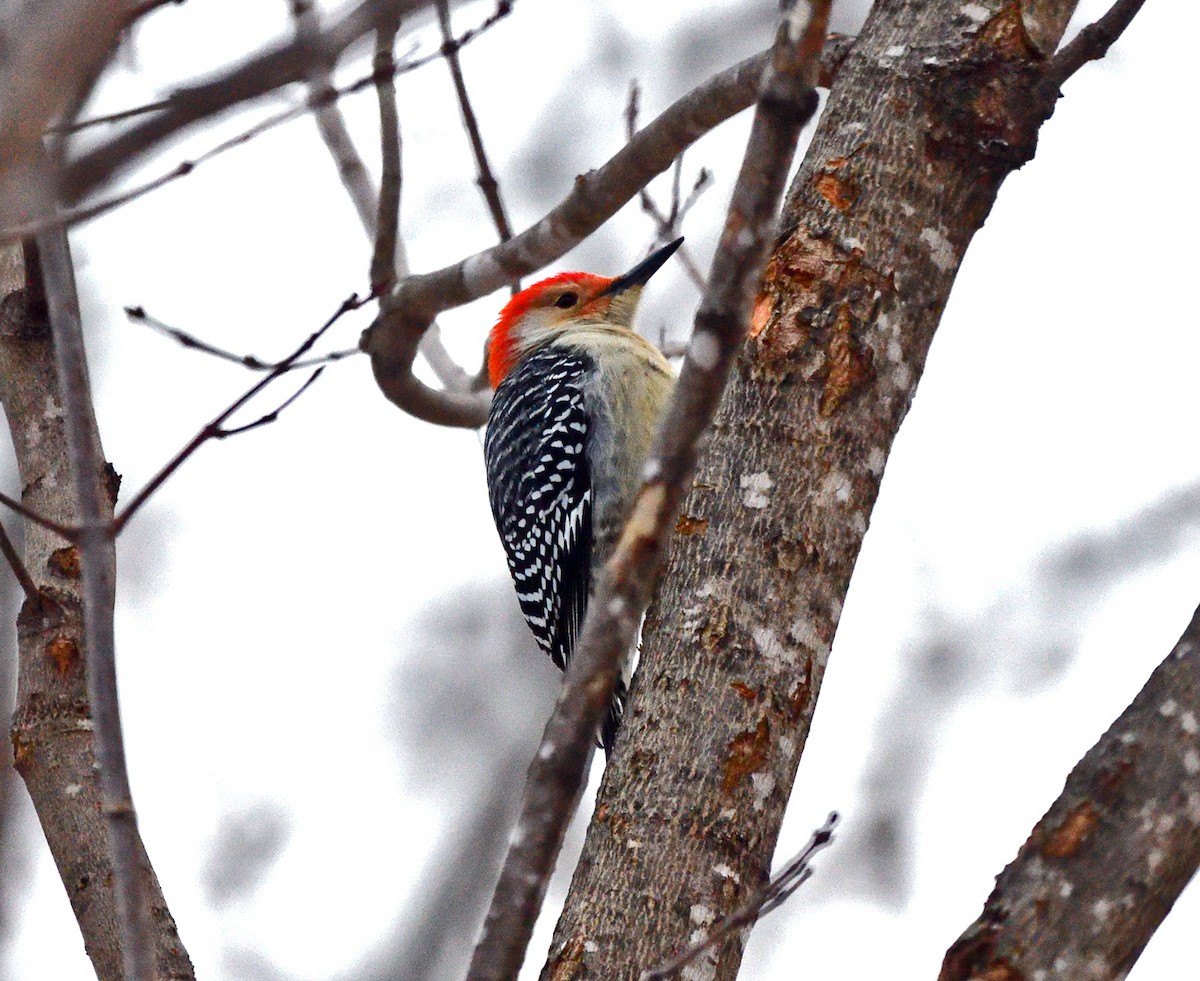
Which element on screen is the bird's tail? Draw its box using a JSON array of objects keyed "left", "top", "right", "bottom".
[{"left": 599, "top": 677, "right": 627, "bottom": 760}]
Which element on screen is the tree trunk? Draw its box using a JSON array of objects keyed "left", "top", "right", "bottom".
[{"left": 543, "top": 1, "right": 1083, "bottom": 977}]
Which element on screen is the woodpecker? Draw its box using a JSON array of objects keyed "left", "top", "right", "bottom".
[{"left": 484, "top": 238, "right": 682, "bottom": 755}]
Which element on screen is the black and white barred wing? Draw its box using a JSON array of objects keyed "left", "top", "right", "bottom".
[{"left": 484, "top": 349, "right": 593, "bottom": 672}]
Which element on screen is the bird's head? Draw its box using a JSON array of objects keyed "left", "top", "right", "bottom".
[{"left": 487, "top": 237, "right": 682, "bottom": 388}]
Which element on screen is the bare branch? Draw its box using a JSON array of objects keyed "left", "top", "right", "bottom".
[
  {"left": 371, "top": 18, "right": 403, "bottom": 292},
  {"left": 9, "top": 4, "right": 520, "bottom": 246},
  {"left": 290, "top": 0, "right": 379, "bottom": 236},
  {"left": 125, "top": 304, "right": 361, "bottom": 373},
  {"left": 437, "top": 0, "right": 515, "bottom": 247},
  {"left": 941, "top": 605, "right": 1200, "bottom": 979},
  {"left": 679, "top": 166, "right": 713, "bottom": 218},
  {"left": 645, "top": 812, "right": 839, "bottom": 981},
  {"left": 420, "top": 322, "right": 488, "bottom": 392},
  {"left": 1043, "top": 0, "right": 1147, "bottom": 89},
  {"left": 59, "top": 0, "right": 440, "bottom": 204},
  {"left": 1, "top": 238, "right": 193, "bottom": 979},
  {"left": 357, "top": 12, "right": 492, "bottom": 424},
  {"left": 126, "top": 305, "right": 273, "bottom": 369},
  {"left": 5, "top": 103, "right": 314, "bottom": 243},
  {"left": 112, "top": 293, "right": 366, "bottom": 536},
  {"left": 36, "top": 215, "right": 154, "bottom": 980},
  {"left": 466, "top": 5, "right": 830, "bottom": 979}
]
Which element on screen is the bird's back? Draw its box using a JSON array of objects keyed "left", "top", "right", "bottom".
[{"left": 485, "top": 326, "right": 674, "bottom": 755}]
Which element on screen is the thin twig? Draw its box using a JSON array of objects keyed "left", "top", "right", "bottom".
[
  {"left": 624, "top": 82, "right": 709, "bottom": 290},
  {"left": 679, "top": 167, "right": 714, "bottom": 218},
  {"left": 36, "top": 208, "right": 154, "bottom": 981},
  {"left": 371, "top": 18, "right": 403, "bottom": 292},
  {"left": 112, "top": 293, "right": 365, "bottom": 536},
  {"left": 217, "top": 368, "right": 324, "bottom": 437},
  {"left": 5, "top": 1, "right": 516, "bottom": 246},
  {"left": 644, "top": 812, "right": 839, "bottom": 980},
  {"left": 7, "top": 108, "right": 312, "bottom": 242},
  {"left": 125, "top": 304, "right": 361, "bottom": 372},
  {"left": 59, "top": 0, "right": 437, "bottom": 203},
  {"left": 46, "top": 99, "right": 172, "bottom": 135},
  {"left": 0, "top": 488, "right": 77, "bottom": 540},
  {"left": 1042, "top": 0, "right": 1147, "bottom": 89},
  {"left": 0, "top": 520, "right": 42, "bottom": 606},
  {"left": 60, "top": 0, "right": 523, "bottom": 206},
  {"left": 667, "top": 154, "right": 683, "bottom": 224},
  {"left": 125, "top": 305, "right": 272, "bottom": 369},
  {"left": 464, "top": 5, "right": 830, "bottom": 979},
  {"left": 437, "top": 0, "right": 515, "bottom": 249}
]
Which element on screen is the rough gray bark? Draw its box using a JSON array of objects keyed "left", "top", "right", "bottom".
[
  {"left": 941, "top": 604, "right": 1200, "bottom": 980},
  {"left": 543, "top": 2, "right": 1088, "bottom": 978},
  {"left": 0, "top": 240, "right": 194, "bottom": 980}
]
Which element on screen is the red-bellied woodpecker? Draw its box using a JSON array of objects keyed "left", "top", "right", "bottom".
[{"left": 484, "top": 238, "right": 682, "bottom": 755}]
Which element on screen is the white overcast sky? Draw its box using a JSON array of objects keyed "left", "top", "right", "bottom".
[{"left": 5, "top": 1, "right": 1199, "bottom": 979}]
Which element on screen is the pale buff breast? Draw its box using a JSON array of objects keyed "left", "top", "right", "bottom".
[{"left": 551, "top": 326, "right": 674, "bottom": 566}]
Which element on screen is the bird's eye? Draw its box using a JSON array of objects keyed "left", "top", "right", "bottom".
[{"left": 555, "top": 292, "right": 579, "bottom": 309}]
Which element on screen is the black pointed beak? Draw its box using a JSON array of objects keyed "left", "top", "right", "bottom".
[{"left": 600, "top": 237, "right": 684, "bottom": 297}]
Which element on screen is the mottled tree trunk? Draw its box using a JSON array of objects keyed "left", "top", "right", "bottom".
[
  {"left": 543, "top": 1, "right": 1083, "bottom": 978},
  {"left": 0, "top": 239, "right": 193, "bottom": 980}
]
